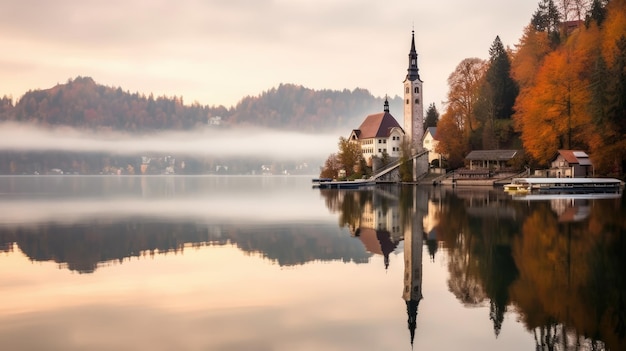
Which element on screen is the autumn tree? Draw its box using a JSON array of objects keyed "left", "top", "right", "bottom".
[
  {"left": 435, "top": 109, "right": 467, "bottom": 169},
  {"left": 337, "top": 137, "right": 364, "bottom": 178},
  {"left": 319, "top": 153, "right": 341, "bottom": 179},
  {"left": 511, "top": 25, "right": 553, "bottom": 90},
  {"left": 591, "top": 35, "right": 626, "bottom": 175},
  {"left": 444, "top": 58, "right": 487, "bottom": 149},
  {"left": 514, "top": 35, "right": 592, "bottom": 164}
]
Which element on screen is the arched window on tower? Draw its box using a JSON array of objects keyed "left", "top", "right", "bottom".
[
  {"left": 405, "top": 87, "right": 409, "bottom": 94},
  {"left": 414, "top": 87, "right": 419, "bottom": 94},
  {"left": 406, "top": 99, "right": 409, "bottom": 105},
  {"left": 415, "top": 98, "right": 420, "bottom": 104}
]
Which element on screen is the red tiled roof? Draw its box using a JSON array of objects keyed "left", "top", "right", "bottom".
[
  {"left": 355, "top": 112, "right": 403, "bottom": 139},
  {"left": 357, "top": 228, "right": 398, "bottom": 256},
  {"left": 556, "top": 150, "right": 591, "bottom": 165}
]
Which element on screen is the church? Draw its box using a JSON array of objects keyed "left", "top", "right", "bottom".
[{"left": 349, "top": 31, "right": 426, "bottom": 177}]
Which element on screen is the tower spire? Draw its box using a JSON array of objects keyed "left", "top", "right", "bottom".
[
  {"left": 384, "top": 95, "right": 389, "bottom": 112},
  {"left": 406, "top": 30, "right": 420, "bottom": 82}
]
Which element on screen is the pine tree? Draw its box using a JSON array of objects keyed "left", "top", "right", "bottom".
[
  {"left": 586, "top": 0, "right": 608, "bottom": 27},
  {"left": 424, "top": 103, "right": 439, "bottom": 130},
  {"left": 476, "top": 36, "right": 519, "bottom": 149},
  {"left": 486, "top": 36, "right": 518, "bottom": 120},
  {"left": 531, "top": 0, "right": 561, "bottom": 47}
]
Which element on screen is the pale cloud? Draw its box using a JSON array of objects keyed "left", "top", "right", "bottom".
[{"left": 0, "top": 0, "right": 538, "bottom": 109}]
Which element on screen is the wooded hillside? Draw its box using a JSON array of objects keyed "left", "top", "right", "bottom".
[
  {"left": 0, "top": 77, "right": 400, "bottom": 133},
  {"left": 435, "top": 0, "right": 626, "bottom": 176}
]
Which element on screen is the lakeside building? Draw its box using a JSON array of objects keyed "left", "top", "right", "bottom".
[
  {"left": 348, "top": 99, "right": 405, "bottom": 167},
  {"left": 549, "top": 150, "right": 593, "bottom": 178},
  {"left": 347, "top": 31, "right": 428, "bottom": 178}
]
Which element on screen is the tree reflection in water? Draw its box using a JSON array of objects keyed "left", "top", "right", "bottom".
[
  {"left": 324, "top": 186, "right": 625, "bottom": 350},
  {"left": 1, "top": 179, "right": 624, "bottom": 350}
]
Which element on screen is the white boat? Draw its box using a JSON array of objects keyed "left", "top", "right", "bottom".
[
  {"left": 504, "top": 177, "right": 623, "bottom": 194},
  {"left": 512, "top": 192, "right": 622, "bottom": 201}
]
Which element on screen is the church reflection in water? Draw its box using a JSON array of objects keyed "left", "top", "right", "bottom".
[
  {"left": 323, "top": 185, "right": 431, "bottom": 346},
  {"left": 321, "top": 185, "right": 626, "bottom": 351},
  {"left": 2, "top": 179, "right": 624, "bottom": 350}
]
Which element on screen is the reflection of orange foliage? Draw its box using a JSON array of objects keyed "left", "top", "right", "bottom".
[{"left": 510, "top": 202, "right": 626, "bottom": 351}]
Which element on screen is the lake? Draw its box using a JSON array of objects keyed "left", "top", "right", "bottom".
[{"left": 0, "top": 175, "right": 624, "bottom": 351}]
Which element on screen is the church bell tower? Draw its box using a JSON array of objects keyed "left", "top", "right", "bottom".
[{"left": 403, "top": 31, "right": 424, "bottom": 152}]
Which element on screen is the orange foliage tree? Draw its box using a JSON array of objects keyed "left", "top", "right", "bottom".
[
  {"left": 513, "top": 31, "right": 593, "bottom": 164},
  {"left": 435, "top": 109, "right": 468, "bottom": 169}
]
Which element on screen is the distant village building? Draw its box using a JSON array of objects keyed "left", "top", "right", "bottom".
[
  {"left": 549, "top": 150, "right": 593, "bottom": 178},
  {"left": 208, "top": 116, "right": 222, "bottom": 126},
  {"left": 349, "top": 99, "right": 405, "bottom": 167}
]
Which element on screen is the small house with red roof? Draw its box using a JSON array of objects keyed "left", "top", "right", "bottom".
[
  {"left": 349, "top": 99, "right": 405, "bottom": 166},
  {"left": 549, "top": 150, "right": 593, "bottom": 178}
]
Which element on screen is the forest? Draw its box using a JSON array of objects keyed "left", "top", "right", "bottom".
[
  {"left": 0, "top": 77, "right": 397, "bottom": 133},
  {"left": 436, "top": 0, "right": 626, "bottom": 177},
  {"left": 0, "top": 77, "right": 399, "bottom": 174}
]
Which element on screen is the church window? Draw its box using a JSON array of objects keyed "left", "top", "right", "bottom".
[
  {"left": 415, "top": 98, "right": 420, "bottom": 104},
  {"left": 405, "top": 87, "right": 409, "bottom": 94},
  {"left": 414, "top": 87, "right": 419, "bottom": 93},
  {"left": 406, "top": 99, "right": 409, "bottom": 104}
]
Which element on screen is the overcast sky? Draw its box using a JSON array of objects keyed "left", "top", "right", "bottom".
[{"left": 1, "top": 0, "right": 538, "bottom": 110}]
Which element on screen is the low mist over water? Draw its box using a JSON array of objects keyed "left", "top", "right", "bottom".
[{"left": 0, "top": 122, "right": 338, "bottom": 160}]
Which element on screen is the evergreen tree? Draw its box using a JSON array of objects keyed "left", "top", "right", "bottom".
[
  {"left": 531, "top": 0, "right": 561, "bottom": 47},
  {"left": 586, "top": 0, "right": 608, "bottom": 27},
  {"left": 486, "top": 36, "right": 518, "bottom": 121},
  {"left": 475, "top": 36, "right": 519, "bottom": 149},
  {"left": 589, "top": 50, "right": 609, "bottom": 127},
  {"left": 606, "top": 36, "right": 626, "bottom": 139},
  {"left": 424, "top": 103, "right": 439, "bottom": 130}
]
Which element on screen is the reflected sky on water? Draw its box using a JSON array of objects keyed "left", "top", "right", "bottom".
[{"left": 0, "top": 176, "right": 624, "bottom": 350}]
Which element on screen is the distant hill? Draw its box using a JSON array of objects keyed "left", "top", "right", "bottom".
[{"left": 0, "top": 77, "right": 402, "bottom": 133}]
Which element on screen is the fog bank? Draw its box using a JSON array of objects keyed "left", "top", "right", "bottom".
[{"left": 0, "top": 122, "right": 339, "bottom": 160}]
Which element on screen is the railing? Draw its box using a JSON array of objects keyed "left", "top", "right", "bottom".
[{"left": 369, "top": 149, "right": 430, "bottom": 181}]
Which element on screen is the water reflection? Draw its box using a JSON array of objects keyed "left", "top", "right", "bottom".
[
  {"left": 1, "top": 176, "right": 625, "bottom": 350},
  {"left": 321, "top": 185, "right": 625, "bottom": 350},
  {"left": 319, "top": 185, "right": 428, "bottom": 346},
  {"left": 0, "top": 176, "right": 373, "bottom": 272}
]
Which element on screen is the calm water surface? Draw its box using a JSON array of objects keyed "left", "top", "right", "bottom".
[{"left": 0, "top": 175, "right": 624, "bottom": 351}]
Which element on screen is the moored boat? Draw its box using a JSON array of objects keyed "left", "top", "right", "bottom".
[
  {"left": 312, "top": 178, "right": 375, "bottom": 189},
  {"left": 503, "top": 182, "right": 530, "bottom": 193},
  {"left": 503, "top": 177, "right": 623, "bottom": 194}
]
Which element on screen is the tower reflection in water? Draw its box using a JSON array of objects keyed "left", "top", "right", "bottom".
[
  {"left": 402, "top": 186, "right": 428, "bottom": 346},
  {"left": 322, "top": 185, "right": 429, "bottom": 346}
]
